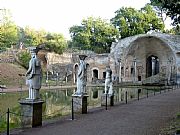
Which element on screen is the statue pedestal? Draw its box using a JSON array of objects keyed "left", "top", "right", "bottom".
[
  {"left": 72, "top": 94, "right": 89, "bottom": 114},
  {"left": 101, "top": 94, "right": 114, "bottom": 106},
  {"left": 19, "top": 99, "right": 44, "bottom": 128}
]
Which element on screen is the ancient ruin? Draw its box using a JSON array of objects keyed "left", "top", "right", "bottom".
[{"left": 45, "top": 33, "right": 180, "bottom": 86}]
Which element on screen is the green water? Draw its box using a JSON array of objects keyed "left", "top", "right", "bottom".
[{"left": 0, "top": 86, "right": 159, "bottom": 132}]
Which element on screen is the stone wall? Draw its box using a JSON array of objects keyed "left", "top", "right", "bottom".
[
  {"left": 46, "top": 52, "right": 72, "bottom": 65},
  {"left": 44, "top": 33, "right": 180, "bottom": 85}
]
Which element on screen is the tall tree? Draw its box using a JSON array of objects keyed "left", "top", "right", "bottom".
[
  {"left": 45, "top": 33, "right": 67, "bottom": 54},
  {"left": 0, "top": 9, "right": 18, "bottom": 50},
  {"left": 69, "top": 17, "right": 120, "bottom": 53},
  {"left": 150, "top": 0, "right": 180, "bottom": 25},
  {"left": 22, "top": 27, "right": 47, "bottom": 47},
  {"left": 150, "top": 0, "right": 167, "bottom": 25},
  {"left": 111, "top": 5, "right": 165, "bottom": 38}
]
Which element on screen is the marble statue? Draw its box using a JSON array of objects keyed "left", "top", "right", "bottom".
[
  {"left": 104, "top": 66, "right": 113, "bottom": 95},
  {"left": 75, "top": 55, "right": 87, "bottom": 95},
  {"left": 26, "top": 47, "right": 42, "bottom": 100}
]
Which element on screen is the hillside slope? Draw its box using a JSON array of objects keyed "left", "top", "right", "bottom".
[{"left": 0, "top": 63, "right": 26, "bottom": 88}]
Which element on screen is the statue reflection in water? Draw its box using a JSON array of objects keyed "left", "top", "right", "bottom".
[{"left": 104, "top": 66, "right": 113, "bottom": 95}]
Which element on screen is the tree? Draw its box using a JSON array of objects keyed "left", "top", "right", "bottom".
[
  {"left": 150, "top": 0, "right": 167, "bottom": 25},
  {"left": 17, "top": 50, "right": 31, "bottom": 69},
  {"left": 150, "top": 0, "right": 180, "bottom": 25},
  {"left": 69, "top": 17, "right": 120, "bottom": 53},
  {"left": 22, "top": 27, "right": 47, "bottom": 47},
  {"left": 19, "top": 27, "right": 67, "bottom": 54},
  {"left": 45, "top": 33, "right": 67, "bottom": 54},
  {"left": 110, "top": 5, "right": 165, "bottom": 38},
  {"left": 166, "top": 25, "right": 180, "bottom": 35},
  {"left": 0, "top": 9, "right": 18, "bottom": 50}
]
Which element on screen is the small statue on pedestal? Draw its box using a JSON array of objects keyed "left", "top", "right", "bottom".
[
  {"left": 26, "top": 47, "right": 42, "bottom": 100},
  {"left": 75, "top": 55, "right": 87, "bottom": 96},
  {"left": 104, "top": 66, "right": 113, "bottom": 95}
]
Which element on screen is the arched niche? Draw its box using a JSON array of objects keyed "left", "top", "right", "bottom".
[{"left": 124, "top": 36, "right": 175, "bottom": 80}]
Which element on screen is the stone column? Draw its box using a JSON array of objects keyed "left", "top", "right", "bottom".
[
  {"left": 72, "top": 94, "right": 89, "bottom": 114},
  {"left": 168, "top": 57, "right": 173, "bottom": 84},
  {"left": 133, "top": 58, "right": 137, "bottom": 83},
  {"left": 19, "top": 100, "right": 44, "bottom": 128},
  {"left": 152, "top": 57, "right": 156, "bottom": 76},
  {"left": 118, "top": 58, "right": 122, "bottom": 83}
]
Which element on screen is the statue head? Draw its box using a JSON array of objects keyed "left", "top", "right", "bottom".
[
  {"left": 79, "top": 55, "right": 87, "bottom": 60},
  {"left": 28, "top": 47, "right": 39, "bottom": 56}
]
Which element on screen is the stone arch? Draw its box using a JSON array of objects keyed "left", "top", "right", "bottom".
[{"left": 123, "top": 36, "right": 176, "bottom": 81}]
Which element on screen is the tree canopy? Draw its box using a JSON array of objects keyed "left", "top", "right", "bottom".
[
  {"left": 44, "top": 33, "right": 67, "bottom": 54},
  {"left": 150, "top": 0, "right": 180, "bottom": 25},
  {"left": 69, "top": 17, "right": 120, "bottom": 53},
  {"left": 0, "top": 9, "right": 18, "bottom": 50},
  {"left": 110, "top": 4, "right": 165, "bottom": 38},
  {"left": 0, "top": 9, "right": 67, "bottom": 54}
]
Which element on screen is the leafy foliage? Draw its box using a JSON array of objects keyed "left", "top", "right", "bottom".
[
  {"left": 0, "top": 9, "right": 67, "bottom": 54},
  {"left": 150, "top": 0, "right": 180, "bottom": 35},
  {"left": 17, "top": 51, "right": 31, "bottom": 69},
  {"left": 150, "top": 0, "right": 180, "bottom": 25},
  {"left": 166, "top": 25, "right": 180, "bottom": 35},
  {"left": 0, "top": 9, "right": 18, "bottom": 50},
  {"left": 44, "top": 33, "right": 67, "bottom": 54},
  {"left": 18, "top": 27, "right": 47, "bottom": 47},
  {"left": 69, "top": 17, "right": 120, "bottom": 53},
  {"left": 110, "top": 5, "right": 165, "bottom": 38}
]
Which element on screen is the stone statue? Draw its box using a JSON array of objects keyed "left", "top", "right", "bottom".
[
  {"left": 75, "top": 55, "right": 87, "bottom": 95},
  {"left": 104, "top": 66, "right": 113, "bottom": 95},
  {"left": 26, "top": 47, "right": 42, "bottom": 100}
]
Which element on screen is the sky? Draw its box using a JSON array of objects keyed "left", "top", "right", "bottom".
[{"left": 0, "top": 0, "right": 166, "bottom": 39}]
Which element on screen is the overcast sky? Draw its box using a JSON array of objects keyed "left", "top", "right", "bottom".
[{"left": 0, "top": 0, "right": 158, "bottom": 39}]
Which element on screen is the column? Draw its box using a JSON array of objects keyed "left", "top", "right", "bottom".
[
  {"left": 168, "top": 57, "right": 173, "bottom": 84},
  {"left": 133, "top": 58, "right": 137, "bottom": 82},
  {"left": 152, "top": 57, "right": 156, "bottom": 76},
  {"left": 118, "top": 58, "right": 122, "bottom": 83}
]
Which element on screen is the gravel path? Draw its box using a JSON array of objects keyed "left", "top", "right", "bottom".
[{"left": 12, "top": 89, "right": 180, "bottom": 135}]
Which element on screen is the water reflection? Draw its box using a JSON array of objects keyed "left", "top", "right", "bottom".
[
  {"left": 0, "top": 87, "right": 157, "bottom": 121},
  {"left": 42, "top": 87, "right": 155, "bottom": 117}
]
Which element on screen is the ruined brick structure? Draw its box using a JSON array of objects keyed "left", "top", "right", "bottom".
[{"left": 46, "top": 33, "right": 180, "bottom": 85}]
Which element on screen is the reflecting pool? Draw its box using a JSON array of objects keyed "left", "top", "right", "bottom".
[{"left": 0, "top": 86, "right": 164, "bottom": 132}]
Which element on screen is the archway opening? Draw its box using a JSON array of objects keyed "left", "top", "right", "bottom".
[
  {"left": 146, "top": 55, "right": 159, "bottom": 77},
  {"left": 93, "top": 69, "right": 98, "bottom": 80}
]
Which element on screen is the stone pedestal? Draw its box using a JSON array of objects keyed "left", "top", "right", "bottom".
[
  {"left": 72, "top": 94, "right": 89, "bottom": 114},
  {"left": 101, "top": 94, "right": 114, "bottom": 106},
  {"left": 19, "top": 99, "right": 44, "bottom": 128}
]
